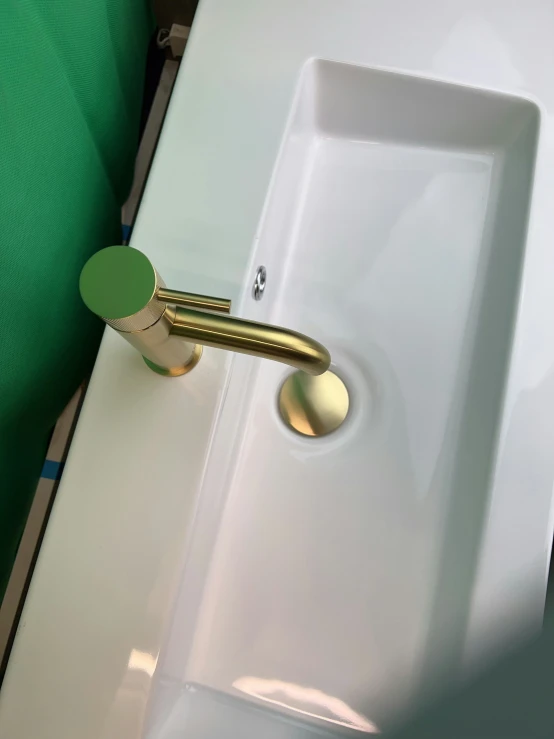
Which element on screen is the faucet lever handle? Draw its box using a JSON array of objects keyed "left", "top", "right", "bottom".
[{"left": 156, "top": 288, "right": 231, "bottom": 314}]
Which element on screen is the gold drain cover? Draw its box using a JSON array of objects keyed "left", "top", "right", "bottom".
[{"left": 278, "top": 370, "right": 349, "bottom": 437}]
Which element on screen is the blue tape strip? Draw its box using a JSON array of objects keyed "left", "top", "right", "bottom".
[
  {"left": 41, "top": 460, "right": 64, "bottom": 481},
  {"left": 122, "top": 224, "right": 132, "bottom": 242}
]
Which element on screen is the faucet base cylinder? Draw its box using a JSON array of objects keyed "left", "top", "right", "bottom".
[{"left": 142, "top": 345, "right": 203, "bottom": 377}]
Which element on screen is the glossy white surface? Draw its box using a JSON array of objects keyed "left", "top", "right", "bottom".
[
  {"left": 148, "top": 59, "right": 540, "bottom": 734},
  {"left": 1, "top": 2, "right": 554, "bottom": 738}
]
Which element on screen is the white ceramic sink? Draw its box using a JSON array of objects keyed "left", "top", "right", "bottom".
[
  {"left": 145, "top": 60, "right": 539, "bottom": 736},
  {"left": 2, "top": 4, "right": 554, "bottom": 739}
]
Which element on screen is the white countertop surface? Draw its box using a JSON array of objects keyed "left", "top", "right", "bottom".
[{"left": 1, "top": 2, "right": 554, "bottom": 737}]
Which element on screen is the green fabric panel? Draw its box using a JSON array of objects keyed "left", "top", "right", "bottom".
[{"left": 0, "top": 1, "right": 154, "bottom": 601}]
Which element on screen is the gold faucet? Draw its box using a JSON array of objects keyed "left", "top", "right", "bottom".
[{"left": 79, "top": 246, "right": 331, "bottom": 377}]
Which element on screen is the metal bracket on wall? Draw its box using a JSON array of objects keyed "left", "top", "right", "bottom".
[{"left": 156, "top": 23, "right": 191, "bottom": 57}]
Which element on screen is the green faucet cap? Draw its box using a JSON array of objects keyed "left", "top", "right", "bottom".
[{"left": 80, "top": 245, "right": 159, "bottom": 320}]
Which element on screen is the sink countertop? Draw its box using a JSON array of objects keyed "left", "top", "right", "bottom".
[{"left": 1, "top": 2, "right": 554, "bottom": 737}]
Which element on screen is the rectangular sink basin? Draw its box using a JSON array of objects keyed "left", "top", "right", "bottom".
[{"left": 151, "top": 60, "right": 539, "bottom": 735}]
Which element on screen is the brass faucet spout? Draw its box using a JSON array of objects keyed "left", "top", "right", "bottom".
[
  {"left": 79, "top": 246, "right": 331, "bottom": 378},
  {"left": 171, "top": 307, "right": 330, "bottom": 375}
]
